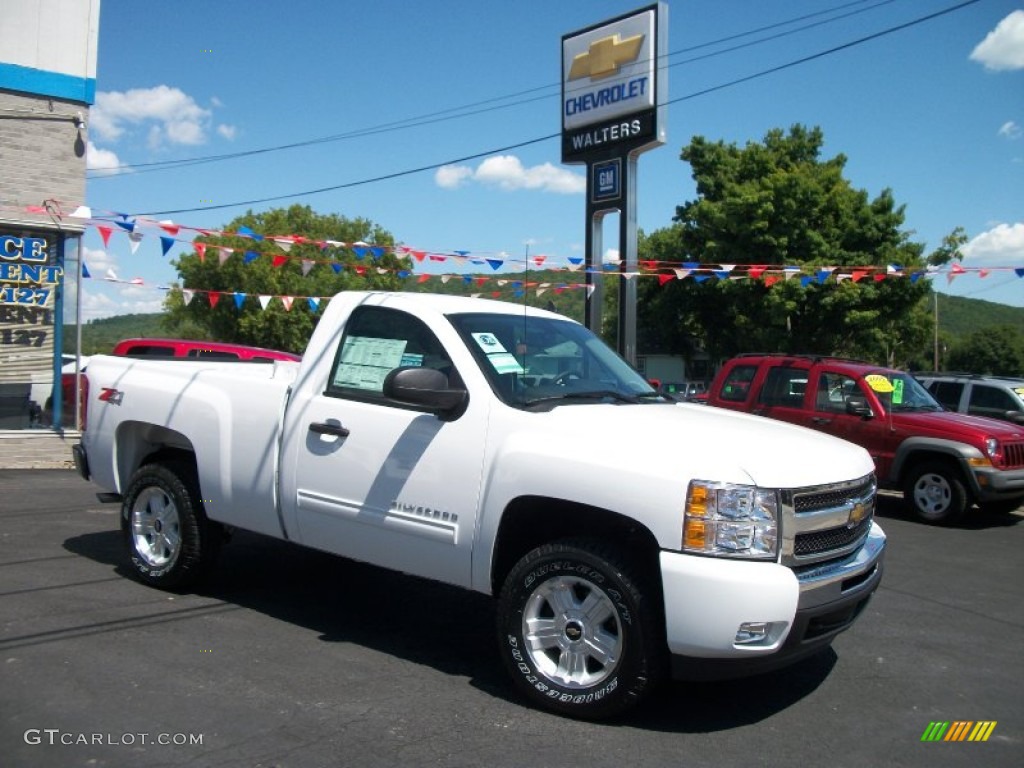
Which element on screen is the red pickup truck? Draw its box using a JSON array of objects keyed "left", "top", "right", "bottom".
[{"left": 707, "top": 354, "right": 1024, "bottom": 523}]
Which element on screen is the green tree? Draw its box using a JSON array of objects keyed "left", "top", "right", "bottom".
[
  {"left": 638, "top": 125, "right": 934, "bottom": 364},
  {"left": 946, "top": 326, "right": 1024, "bottom": 375},
  {"left": 163, "top": 205, "right": 402, "bottom": 353}
]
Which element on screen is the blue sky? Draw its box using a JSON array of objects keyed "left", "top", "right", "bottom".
[{"left": 74, "top": 0, "right": 1023, "bottom": 320}]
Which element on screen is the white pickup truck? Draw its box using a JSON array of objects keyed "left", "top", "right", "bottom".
[{"left": 74, "top": 291, "right": 885, "bottom": 719}]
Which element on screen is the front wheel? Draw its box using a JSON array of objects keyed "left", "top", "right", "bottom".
[
  {"left": 121, "top": 460, "right": 221, "bottom": 589},
  {"left": 904, "top": 462, "right": 968, "bottom": 525},
  {"left": 496, "top": 539, "right": 663, "bottom": 719}
]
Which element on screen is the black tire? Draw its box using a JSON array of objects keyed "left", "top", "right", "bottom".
[
  {"left": 903, "top": 461, "right": 969, "bottom": 525},
  {"left": 495, "top": 539, "right": 664, "bottom": 719},
  {"left": 121, "top": 460, "right": 221, "bottom": 589}
]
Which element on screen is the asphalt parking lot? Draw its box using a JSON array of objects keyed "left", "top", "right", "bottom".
[{"left": 1, "top": 469, "right": 1021, "bottom": 768}]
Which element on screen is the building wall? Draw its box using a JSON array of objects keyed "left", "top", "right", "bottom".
[{"left": 0, "top": 90, "right": 88, "bottom": 216}]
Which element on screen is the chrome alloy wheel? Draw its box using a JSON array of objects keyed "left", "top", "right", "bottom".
[
  {"left": 912, "top": 471, "right": 952, "bottom": 517},
  {"left": 522, "top": 575, "right": 622, "bottom": 689},
  {"left": 131, "top": 486, "right": 183, "bottom": 568}
]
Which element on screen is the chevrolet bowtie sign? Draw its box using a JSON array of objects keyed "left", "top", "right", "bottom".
[{"left": 561, "top": 4, "right": 665, "bottom": 163}]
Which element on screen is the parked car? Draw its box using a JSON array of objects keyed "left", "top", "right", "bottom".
[
  {"left": 915, "top": 372, "right": 1024, "bottom": 425},
  {"left": 75, "top": 292, "right": 885, "bottom": 719},
  {"left": 657, "top": 380, "right": 708, "bottom": 402},
  {"left": 707, "top": 353, "right": 1024, "bottom": 523},
  {"left": 112, "top": 338, "right": 301, "bottom": 362}
]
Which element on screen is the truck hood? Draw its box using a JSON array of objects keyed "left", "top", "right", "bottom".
[
  {"left": 891, "top": 409, "right": 1024, "bottom": 440},
  {"left": 507, "top": 400, "right": 875, "bottom": 490}
]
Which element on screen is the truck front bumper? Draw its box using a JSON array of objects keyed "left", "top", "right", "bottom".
[{"left": 662, "top": 521, "right": 886, "bottom": 680}]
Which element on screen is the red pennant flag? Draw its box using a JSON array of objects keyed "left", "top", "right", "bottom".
[
  {"left": 194, "top": 242, "right": 207, "bottom": 263},
  {"left": 852, "top": 270, "right": 867, "bottom": 283},
  {"left": 417, "top": 274, "right": 431, "bottom": 283},
  {"left": 354, "top": 266, "right": 366, "bottom": 275},
  {"left": 208, "top": 292, "right": 221, "bottom": 308},
  {"left": 533, "top": 255, "right": 546, "bottom": 267},
  {"left": 873, "top": 273, "right": 886, "bottom": 282},
  {"left": 641, "top": 260, "right": 658, "bottom": 271},
  {"left": 159, "top": 222, "right": 180, "bottom": 236},
  {"left": 475, "top": 277, "right": 488, "bottom": 285},
  {"left": 272, "top": 255, "right": 288, "bottom": 268},
  {"left": 411, "top": 250, "right": 426, "bottom": 262},
  {"left": 491, "top": 291, "right": 501, "bottom": 298},
  {"left": 764, "top": 275, "right": 781, "bottom": 287},
  {"left": 748, "top": 266, "right": 766, "bottom": 280},
  {"left": 658, "top": 273, "right": 674, "bottom": 286},
  {"left": 97, "top": 226, "right": 112, "bottom": 247}
]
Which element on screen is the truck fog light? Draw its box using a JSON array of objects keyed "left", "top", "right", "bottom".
[{"left": 735, "top": 622, "right": 772, "bottom": 644}]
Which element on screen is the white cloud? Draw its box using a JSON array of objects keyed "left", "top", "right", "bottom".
[
  {"left": 85, "top": 141, "right": 128, "bottom": 175},
  {"left": 435, "top": 165, "right": 474, "bottom": 189},
  {"left": 90, "top": 85, "right": 223, "bottom": 147},
  {"left": 435, "top": 155, "right": 585, "bottom": 194},
  {"left": 970, "top": 10, "right": 1024, "bottom": 71},
  {"left": 216, "top": 123, "right": 237, "bottom": 140},
  {"left": 81, "top": 246, "right": 118, "bottom": 275},
  {"left": 961, "top": 222, "right": 1024, "bottom": 266},
  {"left": 998, "top": 120, "right": 1022, "bottom": 140}
]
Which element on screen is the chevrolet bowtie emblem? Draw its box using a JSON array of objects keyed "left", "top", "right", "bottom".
[
  {"left": 569, "top": 33, "right": 645, "bottom": 81},
  {"left": 848, "top": 500, "right": 870, "bottom": 528}
]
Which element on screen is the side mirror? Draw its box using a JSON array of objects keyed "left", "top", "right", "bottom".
[
  {"left": 383, "top": 367, "right": 467, "bottom": 414},
  {"left": 1004, "top": 410, "right": 1024, "bottom": 425},
  {"left": 845, "top": 395, "right": 873, "bottom": 418}
]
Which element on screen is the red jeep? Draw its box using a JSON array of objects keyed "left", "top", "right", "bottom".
[{"left": 708, "top": 354, "right": 1024, "bottom": 523}]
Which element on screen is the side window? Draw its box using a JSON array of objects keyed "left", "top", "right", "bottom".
[
  {"left": 718, "top": 364, "right": 757, "bottom": 402},
  {"left": 758, "top": 366, "right": 807, "bottom": 408},
  {"left": 122, "top": 345, "right": 175, "bottom": 357},
  {"left": 326, "top": 306, "right": 454, "bottom": 401},
  {"left": 191, "top": 349, "right": 240, "bottom": 359},
  {"left": 930, "top": 381, "right": 964, "bottom": 410},
  {"left": 968, "top": 385, "right": 1014, "bottom": 413},
  {"left": 816, "top": 372, "right": 858, "bottom": 412}
]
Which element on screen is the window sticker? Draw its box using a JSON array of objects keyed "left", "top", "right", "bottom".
[
  {"left": 471, "top": 332, "right": 508, "bottom": 354},
  {"left": 400, "top": 352, "right": 423, "bottom": 367},
  {"left": 333, "top": 336, "right": 408, "bottom": 390},
  {"left": 471, "top": 332, "right": 525, "bottom": 375},
  {"left": 892, "top": 378, "right": 904, "bottom": 405},
  {"left": 865, "top": 374, "right": 894, "bottom": 393},
  {"left": 1015, "top": 388, "right": 1024, "bottom": 397}
]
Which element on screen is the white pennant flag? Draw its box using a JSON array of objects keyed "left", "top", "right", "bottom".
[
  {"left": 301, "top": 259, "right": 315, "bottom": 276},
  {"left": 182, "top": 289, "right": 194, "bottom": 305},
  {"left": 585, "top": 284, "right": 596, "bottom": 297},
  {"left": 128, "top": 232, "right": 144, "bottom": 254},
  {"left": 258, "top": 295, "right": 271, "bottom": 310},
  {"left": 441, "top": 275, "right": 452, "bottom": 283},
  {"left": 281, "top": 296, "right": 294, "bottom": 312},
  {"left": 219, "top": 247, "right": 233, "bottom": 266},
  {"left": 274, "top": 238, "right": 293, "bottom": 252}
]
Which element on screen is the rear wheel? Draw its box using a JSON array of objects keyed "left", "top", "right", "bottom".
[
  {"left": 121, "top": 460, "right": 221, "bottom": 589},
  {"left": 496, "top": 539, "right": 663, "bottom": 719},
  {"left": 904, "top": 462, "right": 968, "bottom": 525}
]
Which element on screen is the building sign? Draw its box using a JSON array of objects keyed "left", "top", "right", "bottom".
[
  {"left": 562, "top": 4, "right": 666, "bottom": 163},
  {"left": 0, "top": 230, "right": 61, "bottom": 427}
]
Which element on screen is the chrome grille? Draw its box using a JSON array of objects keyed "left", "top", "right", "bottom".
[{"left": 780, "top": 474, "right": 876, "bottom": 566}]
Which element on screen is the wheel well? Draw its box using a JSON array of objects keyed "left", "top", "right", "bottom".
[
  {"left": 490, "top": 496, "right": 661, "bottom": 595},
  {"left": 898, "top": 451, "right": 968, "bottom": 487}
]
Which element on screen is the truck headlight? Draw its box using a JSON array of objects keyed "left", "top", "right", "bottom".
[{"left": 683, "top": 481, "right": 779, "bottom": 559}]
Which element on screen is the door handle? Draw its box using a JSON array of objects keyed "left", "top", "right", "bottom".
[
  {"left": 811, "top": 416, "right": 832, "bottom": 425},
  {"left": 309, "top": 422, "right": 350, "bottom": 437}
]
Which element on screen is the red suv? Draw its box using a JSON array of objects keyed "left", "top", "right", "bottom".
[
  {"left": 112, "top": 338, "right": 301, "bottom": 362},
  {"left": 708, "top": 354, "right": 1024, "bottom": 523}
]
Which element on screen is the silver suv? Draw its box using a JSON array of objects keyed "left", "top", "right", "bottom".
[{"left": 915, "top": 373, "right": 1024, "bottom": 425}]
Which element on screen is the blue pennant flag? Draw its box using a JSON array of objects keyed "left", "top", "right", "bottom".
[
  {"left": 330, "top": 263, "right": 343, "bottom": 274},
  {"left": 237, "top": 226, "right": 263, "bottom": 241},
  {"left": 462, "top": 275, "right": 473, "bottom": 284},
  {"left": 244, "top": 250, "right": 260, "bottom": 264},
  {"left": 160, "top": 236, "right": 174, "bottom": 257},
  {"left": 486, "top": 259, "right": 503, "bottom": 271},
  {"left": 352, "top": 246, "right": 369, "bottom": 260},
  {"left": 801, "top": 276, "right": 814, "bottom": 288},
  {"left": 308, "top": 297, "right": 321, "bottom": 312},
  {"left": 233, "top": 292, "right": 246, "bottom": 309},
  {"left": 82, "top": 262, "right": 91, "bottom": 278},
  {"left": 370, "top": 247, "right": 385, "bottom": 260},
  {"left": 397, "top": 270, "right": 410, "bottom": 279}
]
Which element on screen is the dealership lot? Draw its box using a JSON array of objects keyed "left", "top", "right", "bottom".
[{"left": 1, "top": 469, "right": 1021, "bottom": 768}]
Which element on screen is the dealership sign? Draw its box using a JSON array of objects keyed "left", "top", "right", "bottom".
[{"left": 562, "top": 4, "right": 666, "bottom": 163}]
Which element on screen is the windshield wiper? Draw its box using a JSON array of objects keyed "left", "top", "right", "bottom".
[{"left": 523, "top": 390, "right": 643, "bottom": 408}]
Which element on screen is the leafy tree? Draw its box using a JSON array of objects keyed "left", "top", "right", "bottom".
[
  {"left": 638, "top": 125, "right": 936, "bottom": 364},
  {"left": 946, "top": 325, "right": 1024, "bottom": 375},
  {"left": 163, "top": 205, "right": 402, "bottom": 353}
]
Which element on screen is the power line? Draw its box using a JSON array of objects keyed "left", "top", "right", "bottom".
[
  {"left": 92, "top": 0, "right": 898, "bottom": 178},
  {"left": 138, "top": 0, "right": 981, "bottom": 217}
]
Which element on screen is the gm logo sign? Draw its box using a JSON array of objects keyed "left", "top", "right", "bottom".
[{"left": 592, "top": 159, "right": 621, "bottom": 203}]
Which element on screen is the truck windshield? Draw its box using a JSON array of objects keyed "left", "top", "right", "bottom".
[
  {"left": 866, "top": 370, "right": 944, "bottom": 413},
  {"left": 447, "top": 312, "right": 659, "bottom": 408}
]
